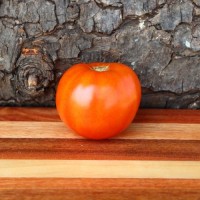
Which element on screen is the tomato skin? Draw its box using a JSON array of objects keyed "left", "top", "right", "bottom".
[{"left": 56, "top": 62, "right": 141, "bottom": 140}]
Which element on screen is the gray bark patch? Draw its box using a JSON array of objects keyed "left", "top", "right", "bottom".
[{"left": 0, "top": 0, "right": 200, "bottom": 108}]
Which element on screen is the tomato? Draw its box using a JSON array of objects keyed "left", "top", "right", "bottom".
[{"left": 56, "top": 62, "right": 141, "bottom": 139}]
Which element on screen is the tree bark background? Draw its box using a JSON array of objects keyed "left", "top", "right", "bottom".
[{"left": 0, "top": 0, "right": 200, "bottom": 108}]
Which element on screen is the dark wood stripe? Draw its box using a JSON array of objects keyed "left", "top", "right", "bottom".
[
  {"left": 1, "top": 107, "right": 200, "bottom": 123},
  {"left": 136, "top": 109, "right": 200, "bottom": 124},
  {"left": 0, "top": 139, "right": 199, "bottom": 160},
  {"left": 0, "top": 107, "right": 60, "bottom": 122},
  {"left": 2, "top": 178, "right": 200, "bottom": 189},
  {"left": 1, "top": 178, "right": 200, "bottom": 200}
]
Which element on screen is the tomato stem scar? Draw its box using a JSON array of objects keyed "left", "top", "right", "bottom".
[{"left": 90, "top": 66, "right": 110, "bottom": 72}]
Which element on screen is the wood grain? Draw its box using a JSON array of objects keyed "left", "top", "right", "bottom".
[
  {"left": 1, "top": 179, "right": 200, "bottom": 200},
  {"left": 2, "top": 178, "right": 200, "bottom": 190},
  {"left": 0, "top": 107, "right": 60, "bottom": 122},
  {"left": 0, "top": 138, "right": 200, "bottom": 160},
  {"left": 1, "top": 121, "right": 200, "bottom": 140},
  {"left": 0, "top": 107, "right": 200, "bottom": 199},
  {"left": 136, "top": 109, "right": 200, "bottom": 124},
  {"left": 1, "top": 107, "right": 200, "bottom": 123},
  {"left": 0, "top": 160, "right": 200, "bottom": 178}
]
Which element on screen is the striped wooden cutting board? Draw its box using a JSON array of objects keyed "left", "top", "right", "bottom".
[{"left": 0, "top": 107, "right": 200, "bottom": 199}]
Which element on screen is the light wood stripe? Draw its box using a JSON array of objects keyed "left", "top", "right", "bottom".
[
  {"left": 0, "top": 160, "right": 200, "bottom": 178},
  {"left": 0, "top": 121, "right": 200, "bottom": 140}
]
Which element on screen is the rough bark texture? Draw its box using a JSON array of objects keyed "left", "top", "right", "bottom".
[{"left": 0, "top": 0, "right": 200, "bottom": 108}]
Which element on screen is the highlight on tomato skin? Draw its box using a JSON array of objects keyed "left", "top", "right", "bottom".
[{"left": 56, "top": 62, "right": 141, "bottom": 140}]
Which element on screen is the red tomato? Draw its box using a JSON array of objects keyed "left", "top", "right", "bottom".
[{"left": 56, "top": 62, "right": 141, "bottom": 139}]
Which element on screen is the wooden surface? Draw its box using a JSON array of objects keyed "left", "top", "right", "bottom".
[{"left": 0, "top": 107, "right": 200, "bottom": 199}]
